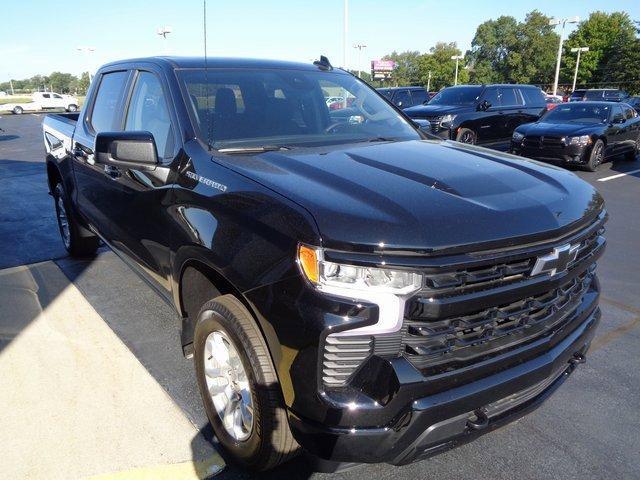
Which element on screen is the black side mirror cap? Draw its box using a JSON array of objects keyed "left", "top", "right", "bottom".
[
  {"left": 612, "top": 114, "right": 625, "bottom": 124},
  {"left": 95, "top": 131, "right": 159, "bottom": 169}
]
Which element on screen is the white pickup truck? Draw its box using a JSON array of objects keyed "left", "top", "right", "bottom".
[{"left": 1, "top": 92, "right": 79, "bottom": 114}]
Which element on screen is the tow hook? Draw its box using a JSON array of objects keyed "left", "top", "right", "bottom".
[
  {"left": 466, "top": 408, "right": 489, "bottom": 431},
  {"left": 569, "top": 352, "right": 586, "bottom": 367}
]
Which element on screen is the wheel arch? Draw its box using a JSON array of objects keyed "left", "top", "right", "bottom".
[{"left": 46, "top": 160, "right": 62, "bottom": 194}]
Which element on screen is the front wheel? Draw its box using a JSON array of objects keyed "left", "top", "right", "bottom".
[
  {"left": 53, "top": 182, "right": 99, "bottom": 256},
  {"left": 585, "top": 139, "right": 605, "bottom": 172},
  {"left": 456, "top": 127, "right": 477, "bottom": 145},
  {"left": 13, "top": 106, "right": 23, "bottom": 115},
  {"left": 194, "top": 295, "right": 299, "bottom": 471}
]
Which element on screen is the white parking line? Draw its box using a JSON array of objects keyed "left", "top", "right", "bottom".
[{"left": 597, "top": 168, "right": 640, "bottom": 182}]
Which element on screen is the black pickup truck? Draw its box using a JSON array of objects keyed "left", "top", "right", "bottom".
[{"left": 43, "top": 57, "right": 606, "bottom": 471}]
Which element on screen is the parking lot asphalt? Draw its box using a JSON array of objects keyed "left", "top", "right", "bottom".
[{"left": 0, "top": 113, "right": 639, "bottom": 480}]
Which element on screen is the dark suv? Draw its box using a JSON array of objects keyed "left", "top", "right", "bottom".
[
  {"left": 43, "top": 57, "right": 605, "bottom": 471},
  {"left": 404, "top": 84, "right": 547, "bottom": 146},
  {"left": 570, "top": 89, "right": 629, "bottom": 102},
  {"left": 378, "top": 86, "right": 429, "bottom": 109}
]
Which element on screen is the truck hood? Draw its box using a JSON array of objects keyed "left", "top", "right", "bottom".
[
  {"left": 517, "top": 121, "right": 602, "bottom": 137},
  {"left": 218, "top": 140, "right": 603, "bottom": 253},
  {"left": 403, "top": 104, "right": 472, "bottom": 117}
]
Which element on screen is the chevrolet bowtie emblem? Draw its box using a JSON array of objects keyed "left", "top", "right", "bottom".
[{"left": 531, "top": 243, "right": 580, "bottom": 277}]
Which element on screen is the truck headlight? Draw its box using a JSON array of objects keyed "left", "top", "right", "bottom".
[
  {"left": 298, "top": 244, "right": 422, "bottom": 336},
  {"left": 440, "top": 114, "right": 456, "bottom": 128},
  {"left": 512, "top": 131, "right": 524, "bottom": 142},
  {"left": 298, "top": 245, "right": 422, "bottom": 295},
  {"left": 567, "top": 135, "right": 591, "bottom": 146}
]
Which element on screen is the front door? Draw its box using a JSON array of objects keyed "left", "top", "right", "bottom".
[{"left": 91, "top": 69, "right": 182, "bottom": 297}]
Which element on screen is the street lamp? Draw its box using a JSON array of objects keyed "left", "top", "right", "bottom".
[
  {"left": 570, "top": 47, "right": 589, "bottom": 92},
  {"left": 157, "top": 26, "right": 173, "bottom": 54},
  {"left": 549, "top": 16, "right": 580, "bottom": 96},
  {"left": 76, "top": 46, "right": 96, "bottom": 82},
  {"left": 451, "top": 55, "right": 464, "bottom": 86},
  {"left": 353, "top": 44, "right": 367, "bottom": 78},
  {"left": 343, "top": 0, "right": 348, "bottom": 69}
]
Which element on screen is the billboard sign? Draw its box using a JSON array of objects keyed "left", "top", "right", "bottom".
[{"left": 371, "top": 60, "right": 396, "bottom": 80}]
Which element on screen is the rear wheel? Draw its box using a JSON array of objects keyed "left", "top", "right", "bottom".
[
  {"left": 585, "top": 139, "right": 605, "bottom": 172},
  {"left": 53, "top": 182, "right": 99, "bottom": 256},
  {"left": 456, "top": 127, "right": 477, "bottom": 145},
  {"left": 13, "top": 106, "right": 23, "bottom": 115},
  {"left": 194, "top": 295, "right": 299, "bottom": 471}
]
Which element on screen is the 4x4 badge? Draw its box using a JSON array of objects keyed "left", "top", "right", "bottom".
[{"left": 530, "top": 243, "right": 580, "bottom": 277}]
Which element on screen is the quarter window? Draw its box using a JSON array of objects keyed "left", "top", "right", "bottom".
[
  {"left": 90, "top": 71, "right": 128, "bottom": 133},
  {"left": 125, "top": 72, "right": 175, "bottom": 159}
]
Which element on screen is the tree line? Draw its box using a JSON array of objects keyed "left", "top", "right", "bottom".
[
  {"left": 1, "top": 72, "right": 91, "bottom": 95},
  {"left": 377, "top": 10, "right": 639, "bottom": 94}
]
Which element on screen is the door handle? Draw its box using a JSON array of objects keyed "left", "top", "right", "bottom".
[
  {"left": 72, "top": 145, "right": 95, "bottom": 165},
  {"left": 104, "top": 164, "right": 121, "bottom": 179}
]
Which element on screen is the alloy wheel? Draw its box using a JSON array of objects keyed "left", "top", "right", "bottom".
[{"left": 203, "top": 330, "right": 254, "bottom": 441}]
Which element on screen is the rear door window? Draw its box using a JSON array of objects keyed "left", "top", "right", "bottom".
[
  {"left": 520, "top": 88, "right": 545, "bottom": 106},
  {"left": 498, "top": 87, "right": 522, "bottom": 107},
  {"left": 90, "top": 71, "right": 128, "bottom": 133}
]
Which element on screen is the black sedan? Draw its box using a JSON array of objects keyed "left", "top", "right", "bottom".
[{"left": 511, "top": 101, "right": 640, "bottom": 171}]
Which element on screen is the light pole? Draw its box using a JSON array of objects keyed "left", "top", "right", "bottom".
[
  {"left": 157, "top": 26, "right": 173, "bottom": 54},
  {"left": 343, "top": 0, "right": 348, "bottom": 69},
  {"left": 570, "top": 47, "right": 589, "bottom": 92},
  {"left": 353, "top": 44, "right": 367, "bottom": 78},
  {"left": 426, "top": 71, "right": 432, "bottom": 92},
  {"left": 76, "top": 46, "right": 96, "bottom": 82},
  {"left": 451, "top": 55, "right": 464, "bottom": 86},
  {"left": 549, "top": 16, "right": 580, "bottom": 96}
]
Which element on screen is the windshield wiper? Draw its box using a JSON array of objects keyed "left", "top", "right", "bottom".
[
  {"left": 217, "top": 145, "right": 292, "bottom": 154},
  {"left": 365, "top": 136, "right": 398, "bottom": 143}
]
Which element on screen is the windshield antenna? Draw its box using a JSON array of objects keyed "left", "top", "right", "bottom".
[{"left": 203, "top": 0, "right": 212, "bottom": 150}]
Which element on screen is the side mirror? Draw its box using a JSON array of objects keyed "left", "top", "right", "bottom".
[
  {"left": 95, "top": 131, "right": 158, "bottom": 169},
  {"left": 412, "top": 118, "right": 432, "bottom": 134},
  {"left": 478, "top": 100, "right": 491, "bottom": 111},
  {"left": 612, "top": 114, "right": 625, "bottom": 124}
]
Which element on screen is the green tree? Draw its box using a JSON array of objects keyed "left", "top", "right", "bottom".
[
  {"left": 48, "top": 72, "right": 76, "bottom": 93},
  {"left": 467, "top": 11, "right": 558, "bottom": 85},
  {"left": 562, "top": 11, "right": 637, "bottom": 86},
  {"left": 382, "top": 51, "right": 422, "bottom": 86},
  {"left": 418, "top": 42, "right": 469, "bottom": 90},
  {"left": 77, "top": 72, "right": 91, "bottom": 94}
]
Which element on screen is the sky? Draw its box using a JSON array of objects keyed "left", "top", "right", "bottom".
[{"left": 1, "top": 0, "right": 639, "bottom": 80}]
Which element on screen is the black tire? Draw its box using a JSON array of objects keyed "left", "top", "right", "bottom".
[
  {"left": 67, "top": 104, "right": 78, "bottom": 112},
  {"left": 585, "top": 139, "right": 605, "bottom": 172},
  {"left": 13, "top": 106, "right": 23, "bottom": 115},
  {"left": 53, "top": 182, "right": 99, "bottom": 256},
  {"left": 194, "top": 295, "right": 299, "bottom": 471},
  {"left": 456, "top": 127, "right": 477, "bottom": 145}
]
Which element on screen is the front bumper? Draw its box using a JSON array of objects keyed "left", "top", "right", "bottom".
[
  {"left": 288, "top": 300, "right": 600, "bottom": 465},
  {"left": 511, "top": 141, "right": 589, "bottom": 164}
]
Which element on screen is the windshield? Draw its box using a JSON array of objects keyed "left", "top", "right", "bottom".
[
  {"left": 541, "top": 104, "right": 611, "bottom": 124},
  {"left": 179, "top": 68, "right": 420, "bottom": 149},
  {"left": 428, "top": 86, "right": 482, "bottom": 106}
]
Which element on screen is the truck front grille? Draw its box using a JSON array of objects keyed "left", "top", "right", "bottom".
[{"left": 403, "top": 268, "right": 595, "bottom": 375}]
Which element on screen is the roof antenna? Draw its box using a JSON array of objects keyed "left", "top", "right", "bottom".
[
  {"left": 314, "top": 55, "right": 333, "bottom": 71},
  {"left": 203, "top": 0, "right": 213, "bottom": 150}
]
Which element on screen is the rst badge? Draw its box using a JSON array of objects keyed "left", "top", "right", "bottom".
[{"left": 530, "top": 243, "right": 580, "bottom": 277}]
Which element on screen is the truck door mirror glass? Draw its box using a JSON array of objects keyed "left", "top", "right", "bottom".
[{"left": 95, "top": 131, "right": 159, "bottom": 169}]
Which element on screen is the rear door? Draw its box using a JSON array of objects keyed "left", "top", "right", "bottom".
[
  {"left": 622, "top": 104, "right": 639, "bottom": 150},
  {"left": 89, "top": 68, "right": 183, "bottom": 297},
  {"left": 606, "top": 105, "right": 627, "bottom": 155},
  {"left": 498, "top": 86, "right": 525, "bottom": 139}
]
